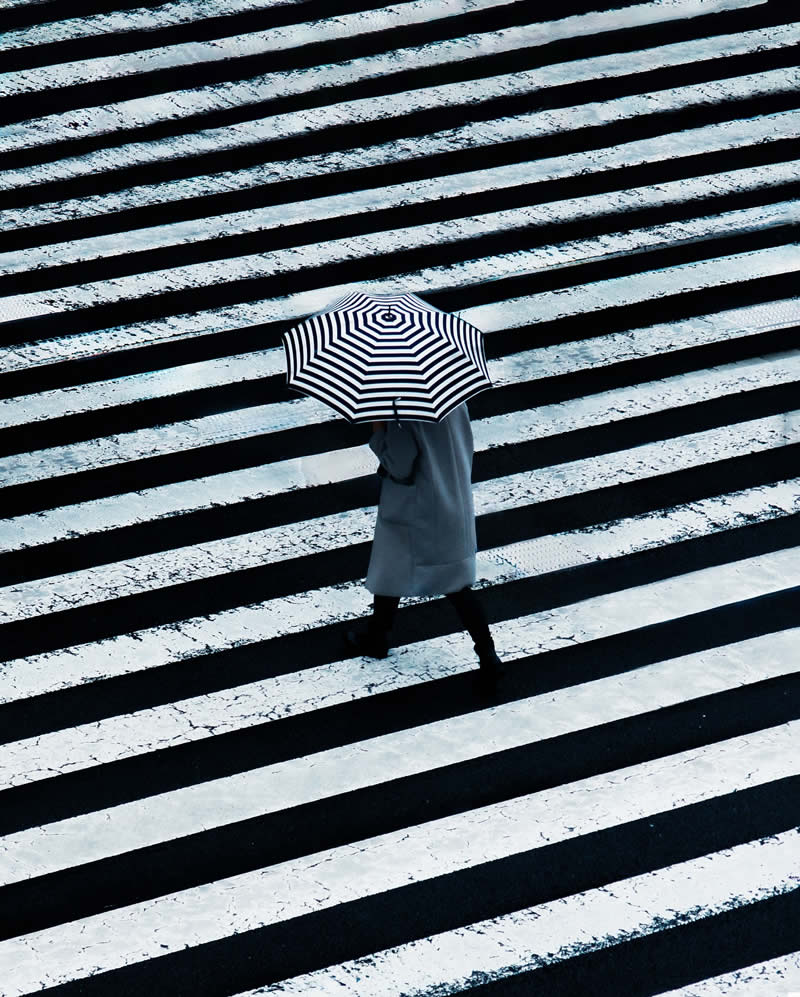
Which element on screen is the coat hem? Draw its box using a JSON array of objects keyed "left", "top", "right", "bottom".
[{"left": 366, "top": 554, "right": 476, "bottom": 597}]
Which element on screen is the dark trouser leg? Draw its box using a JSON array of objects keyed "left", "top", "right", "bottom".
[
  {"left": 445, "top": 584, "right": 494, "bottom": 654},
  {"left": 370, "top": 594, "right": 400, "bottom": 636}
]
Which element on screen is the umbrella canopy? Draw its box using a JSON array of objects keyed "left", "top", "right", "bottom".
[{"left": 281, "top": 290, "right": 492, "bottom": 423}]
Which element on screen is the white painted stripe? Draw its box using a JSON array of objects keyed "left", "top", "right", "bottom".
[
  {"left": 471, "top": 352, "right": 800, "bottom": 455},
  {"left": 0, "top": 2, "right": 789, "bottom": 990},
  {"left": 1, "top": 411, "right": 796, "bottom": 621},
  {"left": 7, "top": 301, "right": 800, "bottom": 436},
  {"left": 3, "top": 189, "right": 798, "bottom": 355},
  {"left": 1, "top": 726, "right": 796, "bottom": 993},
  {"left": 1, "top": 477, "right": 795, "bottom": 705},
  {"left": 240, "top": 833, "right": 800, "bottom": 995},
  {"left": 7, "top": 102, "right": 798, "bottom": 242},
  {"left": 1, "top": 335, "right": 797, "bottom": 488},
  {"left": 5, "top": 22, "right": 796, "bottom": 153},
  {"left": 655, "top": 953, "right": 800, "bottom": 996},
  {"left": 460, "top": 241, "right": 800, "bottom": 331},
  {"left": 1, "top": 291, "right": 797, "bottom": 557},
  {"left": 0, "top": 0, "right": 51, "bottom": 8},
  {"left": 4, "top": 157, "right": 798, "bottom": 279},
  {"left": 4, "top": 117, "right": 799, "bottom": 374},
  {"left": 2, "top": 535, "right": 796, "bottom": 791},
  {"left": 0, "top": 0, "right": 766, "bottom": 96},
  {"left": 1, "top": 65, "right": 794, "bottom": 198},
  {"left": 2, "top": 627, "right": 797, "bottom": 876},
  {"left": 0, "top": 351, "right": 287, "bottom": 427},
  {"left": 0, "top": 0, "right": 514, "bottom": 51},
  {"left": 2, "top": 289, "right": 800, "bottom": 433}
]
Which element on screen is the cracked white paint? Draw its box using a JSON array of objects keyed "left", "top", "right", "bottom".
[
  {"left": 0, "top": 0, "right": 766, "bottom": 95},
  {"left": 2, "top": 235, "right": 799, "bottom": 362},
  {"left": 656, "top": 952, "right": 800, "bottom": 995},
  {"left": 0, "top": 1, "right": 793, "bottom": 990},
  {"left": 240, "top": 834, "right": 800, "bottom": 995},
  {"left": 0, "top": 0, "right": 517, "bottom": 52},
  {"left": 0, "top": 347, "right": 796, "bottom": 548},
  {"left": 1, "top": 333, "right": 798, "bottom": 488},
  {"left": 4, "top": 104, "right": 797, "bottom": 246},
  {"left": 4, "top": 21, "right": 796, "bottom": 154},
  {"left": 2, "top": 289, "right": 799, "bottom": 434},
  {"left": 462, "top": 242, "right": 800, "bottom": 333},
  {"left": 3, "top": 127, "right": 799, "bottom": 364},
  {"left": 0, "top": 413, "right": 797, "bottom": 621},
  {"left": 1, "top": 482, "right": 797, "bottom": 704},
  {"left": 4, "top": 185, "right": 798, "bottom": 323},
  {"left": 0, "top": 351, "right": 296, "bottom": 428},
  {"left": 0, "top": 731, "right": 796, "bottom": 993},
  {"left": 4, "top": 157, "right": 798, "bottom": 280},
  {"left": 1, "top": 600, "right": 797, "bottom": 800},
  {"left": 1, "top": 65, "right": 796, "bottom": 201},
  {"left": 3, "top": 158, "right": 798, "bottom": 281}
]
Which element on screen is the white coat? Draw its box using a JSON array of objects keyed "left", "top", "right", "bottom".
[{"left": 365, "top": 401, "right": 477, "bottom": 596}]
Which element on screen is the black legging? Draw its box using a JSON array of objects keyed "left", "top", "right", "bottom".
[{"left": 371, "top": 585, "right": 491, "bottom": 648}]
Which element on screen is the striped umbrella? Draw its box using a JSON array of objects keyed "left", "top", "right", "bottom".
[{"left": 281, "top": 290, "right": 493, "bottom": 423}]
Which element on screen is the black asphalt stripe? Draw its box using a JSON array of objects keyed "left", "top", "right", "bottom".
[
  {"left": 2, "top": 0, "right": 783, "bottom": 87},
  {"left": 1, "top": 675, "right": 797, "bottom": 938},
  {"left": 0, "top": 206, "right": 796, "bottom": 401},
  {"left": 2, "top": 80, "right": 797, "bottom": 215},
  {"left": 415, "top": 221, "right": 800, "bottom": 313},
  {"left": 0, "top": 0, "right": 669, "bottom": 112},
  {"left": 24, "top": 785, "right": 800, "bottom": 995},
  {"left": 1, "top": 268, "right": 796, "bottom": 461},
  {"left": 89, "top": 218, "right": 796, "bottom": 315},
  {"left": 0, "top": 0, "right": 592, "bottom": 74},
  {"left": 3, "top": 3, "right": 798, "bottom": 992},
  {"left": 0, "top": 0, "right": 530, "bottom": 40},
  {"left": 0, "top": 195, "right": 796, "bottom": 378},
  {"left": 0, "top": 1, "right": 530, "bottom": 78},
  {"left": 0, "top": 312, "right": 795, "bottom": 521},
  {"left": 0, "top": 2, "right": 790, "bottom": 134},
  {"left": 1, "top": 126, "right": 795, "bottom": 263},
  {"left": 0, "top": 515, "right": 795, "bottom": 777},
  {"left": 0, "top": 539, "right": 796, "bottom": 783},
  {"left": 5, "top": 168, "right": 799, "bottom": 298},
  {"left": 5, "top": 43, "right": 799, "bottom": 175},
  {"left": 0, "top": 358, "right": 797, "bottom": 556},
  {"left": 1, "top": 607, "right": 797, "bottom": 833},
  {"left": 0, "top": 424, "right": 795, "bottom": 600},
  {"left": 0, "top": 386, "right": 796, "bottom": 587},
  {"left": 461, "top": 270, "right": 800, "bottom": 359},
  {"left": 9, "top": 330, "right": 800, "bottom": 465},
  {"left": 446, "top": 890, "right": 800, "bottom": 997},
  {"left": 81, "top": 215, "right": 800, "bottom": 313}
]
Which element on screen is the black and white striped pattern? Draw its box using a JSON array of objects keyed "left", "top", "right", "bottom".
[
  {"left": 0, "top": 0, "right": 798, "bottom": 993},
  {"left": 282, "top": 290, "right": 493, "bottom": 422}
]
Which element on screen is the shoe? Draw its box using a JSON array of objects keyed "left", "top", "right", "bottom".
[
  {"left": 473, "top": 641, "right": 503, "bottom": 697},
  {"left": 344, "top": 625, "right": 390, "bottom": 658}
]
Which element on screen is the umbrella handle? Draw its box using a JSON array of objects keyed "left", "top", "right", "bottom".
[{"left": 393, "top": 396, "right": 401, "bottom": 426}]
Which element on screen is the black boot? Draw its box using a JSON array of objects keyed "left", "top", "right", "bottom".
[
  {"left": 445, "top": 586, "right": 503, "bottom": 696},
  {"left": 473, "top": 634, "right": 503, "bottom": 696},
  {"left": 344, "top": 595, "right": 399, "bottom": 658},
  {"left": 344, "top": 621, "right": 390, "bottom": 658}
]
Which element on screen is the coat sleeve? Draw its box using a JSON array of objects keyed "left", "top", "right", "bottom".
[{"left": 369, "top": 423, "right": 419, "bottom": 484}]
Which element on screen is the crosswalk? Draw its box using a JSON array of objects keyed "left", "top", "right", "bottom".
[{"left": 0, "top": 0, "right": 798, "bottom": 992}]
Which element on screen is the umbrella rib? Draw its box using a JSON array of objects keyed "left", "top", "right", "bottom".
[{"left": 282, "top": 290, "right": 492, "bottom": 423}]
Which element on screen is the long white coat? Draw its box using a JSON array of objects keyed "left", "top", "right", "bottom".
[{"left": 365, "top": 402, "right": 477, "bottom": 596}]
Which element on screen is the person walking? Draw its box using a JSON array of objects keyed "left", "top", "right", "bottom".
[{"left": 345, "top": 400, "right": 503, "bottom": 693}]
